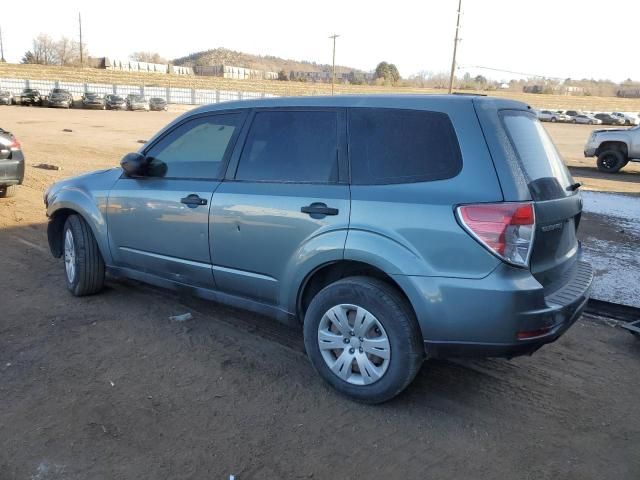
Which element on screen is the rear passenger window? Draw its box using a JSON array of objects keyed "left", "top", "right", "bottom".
[
  {"left": 236, "top": 110, "right": 338, "bottom": 183},
  {"left": 348, "top": 108, "right": 462, "bottom": 185}
]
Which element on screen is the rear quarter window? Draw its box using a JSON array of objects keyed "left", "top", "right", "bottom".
[{"left": 348, "top": 108, "right": 462, "bottom": 185}]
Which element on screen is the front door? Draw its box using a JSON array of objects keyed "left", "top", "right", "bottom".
[
  {"left": 210, "top": 109, "right": 350, "bottom": 305},
  {"left": 107, "top": 112, "right": 245, "bottom": 288}
]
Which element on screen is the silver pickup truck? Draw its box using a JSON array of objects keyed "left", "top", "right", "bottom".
[{"left": 584, "top": 125, "right": 640, "bottom": 173}]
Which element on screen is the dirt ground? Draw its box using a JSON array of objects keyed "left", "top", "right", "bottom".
[{"left": 1, "top": 105, "right": 639, "bottom": 479}]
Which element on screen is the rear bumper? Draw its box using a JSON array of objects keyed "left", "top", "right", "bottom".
[
  {"left": 0, "top": 156, "right": 25, "bottom": 185},
  {"left": 393, "top": 259, "right": 593, "bottom": 359},
  {"left": 424, "top": 292, "right": 589, "bottom": 358}
]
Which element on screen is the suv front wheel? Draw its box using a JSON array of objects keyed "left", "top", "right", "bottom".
[
  {"left": 303, "top": 276, "right": 424, "bottom": 403},
  {"left": 597, "top": 149, "right": 627, "bottom": 173},
  {"left": 63, "top": 214, "right": 105, "bottom": 296}
]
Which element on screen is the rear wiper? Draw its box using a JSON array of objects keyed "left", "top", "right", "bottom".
[{"left": 566, "top": 182, "right": 582, "bottom": 192}]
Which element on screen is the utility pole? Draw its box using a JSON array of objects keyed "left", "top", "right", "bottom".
[
  {"left": 448, "top": 0, "right": 462, "bottom": 94},
  {"left": 329, "top": 34, "right": 339, "bottom": 95},
  {"left": 0, "top": 25, "right": 6, "bottom": 63},
  {"left": 78, "top": 12, "right": 83, "bottom": 67}
]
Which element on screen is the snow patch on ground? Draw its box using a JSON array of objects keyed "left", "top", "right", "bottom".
[
  {"left": 580, "top": 191, "right": 640, "bottom": 308},
  {"left": 582, "top": 191, "right": 640, "bottom": 233}
]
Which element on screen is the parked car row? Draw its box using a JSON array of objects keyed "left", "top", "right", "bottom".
[
  {"left": 0, "top": 88, "right": 168, "bottom": 111},
  {"left": 82, "top": 92, "right": 168, "bottom": 111},
  {"left": 536, "top": 109, "right": 640, "bottom": 126}
]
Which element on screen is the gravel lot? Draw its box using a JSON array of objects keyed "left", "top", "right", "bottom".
[{"left": 1, "top": 105, "right": 639, "bottom": 479}]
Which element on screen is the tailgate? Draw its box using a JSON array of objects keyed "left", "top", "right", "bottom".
[
  {"left": 497, "top": 109, "right": 582, "bottom": 290},
  {"left": 530, "top": 194, "right": 582, "bottom": 290}
]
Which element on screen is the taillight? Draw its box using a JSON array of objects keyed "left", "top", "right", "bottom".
[
  {"left": 456, "top": 202, "right": 535, "bottom": 267},
  {"left": 9, "top": 138, "right": 21, "bottom": 150}
]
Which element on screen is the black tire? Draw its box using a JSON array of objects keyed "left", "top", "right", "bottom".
[
  {"left": 62, "top": 215, "right": 105, "bottom": 296},
  {"left": 597, "top": 149, "right": 627, "bottom": 173},
  {"left": 303, "top": 276, "right": 424, "bottom": 404},
  {"left": 0, "top": 185, "right": 17, "bottom": 198},
  {"left": 551, "top": 117, "right": 557, "bottom": 122}
]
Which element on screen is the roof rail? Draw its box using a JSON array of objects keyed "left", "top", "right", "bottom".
[{"left": 451, "top": 92, "right": 488, "bottom": 96}]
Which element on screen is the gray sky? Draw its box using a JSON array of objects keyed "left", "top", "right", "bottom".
[{"left": 2, "top": 0, "right": 639, "bottom": 82}]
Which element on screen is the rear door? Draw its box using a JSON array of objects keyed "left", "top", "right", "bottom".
[
  {"left": 498, "top": 110, "right": 581, "bottom": 291},
  {"left": 210, "top": 108, "right": 349, "bottom": 305}
]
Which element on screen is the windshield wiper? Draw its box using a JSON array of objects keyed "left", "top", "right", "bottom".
[{"left": 566, "top": 182, "right": 582, "bottom": 192}]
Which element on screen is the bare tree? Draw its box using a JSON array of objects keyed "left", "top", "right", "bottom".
[
  {"left": 55, "top": 36, "right": 74, "bottom": 65},
  {"left": 31, "top": 34, "right": 56, "bottom": 64},
  {"left": 22, "top": 34, "right": 76, "bottom": 65},
  {"left": 130, "top": 51, "right": 167, "bottom": 64}
]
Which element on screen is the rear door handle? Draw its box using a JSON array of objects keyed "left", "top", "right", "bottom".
[
  {"left": 301, "top": 202, "right": 339, "bottom": 217},
  {"left": 181, "top": 194, "right": 208, "bottom": 207}
]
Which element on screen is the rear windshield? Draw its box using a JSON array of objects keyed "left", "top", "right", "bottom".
[{"left": 501, "top": 110, "right": 574, "bottom": 200}]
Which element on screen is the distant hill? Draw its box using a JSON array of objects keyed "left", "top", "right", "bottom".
[{"left": 172, "top": 47, "right": 365, "bottom": 74}]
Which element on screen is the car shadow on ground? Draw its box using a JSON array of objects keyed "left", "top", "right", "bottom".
[
  {"left": 569, "top": 165, "right": 640, "bottom": 188},
  {"left": 1, "top": 218, "right": 637, "bottom": 414}
]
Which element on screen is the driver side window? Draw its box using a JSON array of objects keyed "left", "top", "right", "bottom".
[{"left": 145, "top": 113, "right": 242, "bottom": 179}]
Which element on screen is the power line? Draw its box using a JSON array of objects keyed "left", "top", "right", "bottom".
[{"left": 459, "top": 64, "right": 564, "bottom": 81}]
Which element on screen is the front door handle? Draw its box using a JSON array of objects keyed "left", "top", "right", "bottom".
[
  {"left": 301, "top": 202, "right": 339, "bottom": 218},
  {"left": 181, "top": 194, "right": 208, "bottom": 207}
]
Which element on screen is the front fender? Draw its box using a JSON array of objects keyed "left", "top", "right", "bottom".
[{"left": 46, "top": 169, "right": 121, "bottom": 264}]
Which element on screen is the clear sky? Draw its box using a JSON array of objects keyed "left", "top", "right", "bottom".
[{"left": 2, "top": 0, "right": 638, "bottom": 82}]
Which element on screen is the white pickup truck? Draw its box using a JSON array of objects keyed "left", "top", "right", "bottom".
[{"left": 584, "top": 125, "right": 640, "bottom": 173}]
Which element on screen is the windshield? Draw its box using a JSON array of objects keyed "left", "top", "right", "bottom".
[
  {"left": 501, "top": 110, "right": 574, "bottom": 200},
  {"left": 0, "top": 91, "right": 9, "bottom": 96},
  {"left": 112, "top": 96, "right": 123, "bottom": 101},
  {"left": 132, "top": 96, "right": 145, "bottom": 102}
]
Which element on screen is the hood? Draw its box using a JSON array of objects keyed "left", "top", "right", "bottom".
[
  {"left": 45, "top": 168, "right": 121, "bottom": 206},
  {"left": 592, "top": 128, "right": 629, "bottom": 134}
]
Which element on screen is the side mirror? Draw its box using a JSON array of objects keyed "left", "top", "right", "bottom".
[{"left": 120, "top": 152, "right": 148, "bottom": 177}]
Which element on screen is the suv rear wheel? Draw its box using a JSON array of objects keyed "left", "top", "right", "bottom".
[
  {"left": 63, "top": 214, "right": 105, "bottom": 296},
  {"left": 597, "top": 149, "right": 627, "bottom": 173},
  {"left": 0, "top": 185, "right": 17, "bottom": 198},
  {"left": 303, "top": 276, "right": 423, "bottom": 403}
]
